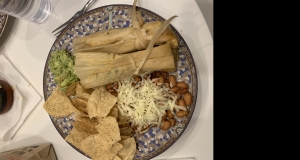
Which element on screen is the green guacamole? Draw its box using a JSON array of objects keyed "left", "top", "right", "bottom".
[{"left": 49, "top": 50, "right": 79, "bottom": 91}]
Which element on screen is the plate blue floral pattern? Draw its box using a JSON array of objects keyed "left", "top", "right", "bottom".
[{"left": 43, "top": 5, "right": 197, "bottom": 160}]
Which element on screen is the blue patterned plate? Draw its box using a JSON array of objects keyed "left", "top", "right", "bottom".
[{"left": 43, "top": 4, "right": 197, "bottom": 160}]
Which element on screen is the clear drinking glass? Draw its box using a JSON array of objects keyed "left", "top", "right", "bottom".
[{"left": 0, "top": 0, "right": 52, "bottom": 24}]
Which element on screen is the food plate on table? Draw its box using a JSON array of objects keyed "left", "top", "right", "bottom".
[
  {"left": 43, "top": 3, "right": 198, "bottom": 160},
  {"left": 0, "top": 13, "right": 8, "bottom": 38}
]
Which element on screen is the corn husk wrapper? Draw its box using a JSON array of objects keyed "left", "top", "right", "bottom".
[
  {"left": 73, "top": 43, "right": 175, "bottom": 89},
  {"left": 72, "top": 23, "right": 178, "bottom": 54}
]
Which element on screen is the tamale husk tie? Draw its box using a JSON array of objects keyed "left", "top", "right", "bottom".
[
  {"left": 132, "top": 0, "right": 149, "bottom": 50},
  {"left": 128, "top": 54, "right": 137, "bottom": 69},
  {"left": 137, "top": 11, "right": 144, "bottom": 26},
  {"left": 133, "top": 21, "right": 148, "bottom": 50}
]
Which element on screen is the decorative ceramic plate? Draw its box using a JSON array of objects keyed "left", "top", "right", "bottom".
[
  {"left": 0, "top": 13, "right": 8, "bottom": 37},
  {"left": 43, "top": 4, "right": 197, "bottom": 160}
]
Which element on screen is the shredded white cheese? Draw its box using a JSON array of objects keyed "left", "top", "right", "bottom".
[{"left": 116, "top": 73, "right": 179, "bottom": 132}]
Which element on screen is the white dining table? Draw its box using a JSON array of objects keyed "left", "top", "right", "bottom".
[{"left": 0, "top": 0, "right": 213, "bottom": 159}]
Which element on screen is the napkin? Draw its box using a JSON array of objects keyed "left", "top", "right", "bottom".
[{"left": 0, "top": 54, "right": 41, "bottom": 142}]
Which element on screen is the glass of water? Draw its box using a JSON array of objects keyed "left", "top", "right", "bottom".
[{"left": 0, "top": 0, "right": 52, "bottom": 24}]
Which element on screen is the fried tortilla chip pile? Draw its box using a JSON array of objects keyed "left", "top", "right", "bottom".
[{"left": 43, "top": 83, "right": 136, "bottom": 160}]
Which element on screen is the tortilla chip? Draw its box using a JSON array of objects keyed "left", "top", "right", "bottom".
[
  {"left": 76, "top": 83, "right": 91, "bottom": 100},
  {"left": 43, "top": 88, "right": 81, "bottom": 117},
  {"left": 65, "top": 128, "right": 92, "bottom": 150},
  {"left": 96, "top": 116, "right": 103, "bottom": 123},
  {"left": 121, "top": 136, "right": 131, "bottom": 140},
  {"left": 72, "top": 121, "right": 98, "bottom": 134},
  {"left": 81, "top": 132, "right": 121, "bottom": 153},
  {"left": 117, "top": 110, "right": 130, "bottom": 122},
  {"left": 120, "top": 127, "right": 133, "bottom": 136},
  {"left": 95, "top": 117, "right": 120, "bottom": 133},
  {"left": 113, "top": 156, "right": 121, "bottom": 160},
  {"left": 87, "top": 86, "right": 117, "bottom": 118},
  {"left": 92, "top": 117, "right": 121, "bottom": 151},
  {"left": 65, "top": 82, "right": 78, "bottom": 96},
  {"left": 117, "top": 137, "right": 136, "bottom": 160},
  {"left": 108, "top": 106, "right": 118, "bottom": 119},
  {"left": 70, "top": 97, "right": 88, "bottom": 113},
  {"left": 107, "top": 143, "right": 123, "bottom": 157},
  {"left": 85, "top": 88, "right": 94, "bottom": 94},
  {"left": 118, "top": 122, "right": 131, "bottom": 128},
  {"left": 81, "top": 140, "right": 123, "bottom": 160},
  {"left": 75, "top": 116, "right": 99, "bottom": 127}
]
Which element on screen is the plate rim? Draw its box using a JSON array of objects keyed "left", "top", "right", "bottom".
[{"left": 43, "top": 4, "right": 198, "bottom": 160}]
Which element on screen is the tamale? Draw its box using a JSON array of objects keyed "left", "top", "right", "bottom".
[
  {"left": 73, "top": 27, "right": 136, "bottom": 52},
  {"left": 74, "top": 39, "right": 138, "bottom": 54},
  {"left": 72, "top": 11, "right": 178, "bottom": 53},
  {"left": 74, "top": 52, "right": 115, "bottom": 66},
  {"left": 73, "top": 43, "right": 175, "bottom": 89}
]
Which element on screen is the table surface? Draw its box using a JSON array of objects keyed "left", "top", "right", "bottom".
[{"left": 0, "top": 0, "right": 213, "bottom": 159}]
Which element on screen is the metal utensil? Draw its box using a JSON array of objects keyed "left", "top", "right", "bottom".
[{"left": 52, "top": 0, "right": 96, "bottom": 36}]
